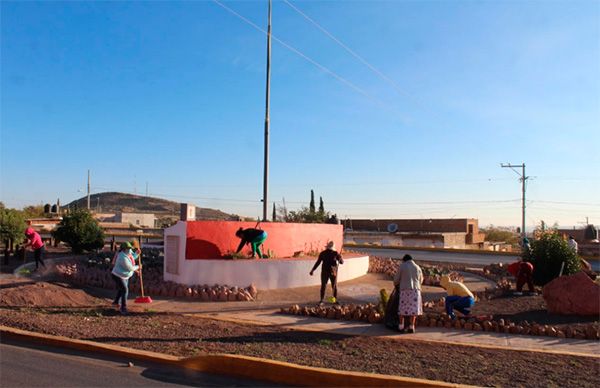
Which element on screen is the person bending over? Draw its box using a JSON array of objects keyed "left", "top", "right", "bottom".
[
  {"left": 507, "top": 260, "right": 535, "bottom": 294},
  {"left": 235, "top": 228, "right": 268, "bottom": 258},
  {"left": 24, "top": 227, "right": 45, "bottom": 270},
  {"left": 440, "top": 275, "right": 475, "bottom": 319}
]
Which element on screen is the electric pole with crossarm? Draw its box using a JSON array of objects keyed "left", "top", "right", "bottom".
[{"left": 501, "top": 163, "right": 529, "bottom": 238}]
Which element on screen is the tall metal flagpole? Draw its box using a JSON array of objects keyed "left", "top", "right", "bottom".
[{"left": 262, "top": 0, "right": 272, "bottom": 222}]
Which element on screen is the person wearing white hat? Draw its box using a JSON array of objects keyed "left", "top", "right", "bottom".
[{"left": 310, "top": 241, "right": 344, "bottom": 305}]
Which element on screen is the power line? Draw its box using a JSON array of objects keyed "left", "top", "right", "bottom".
[
  {"left": 529, "top": 200, "right": 600, "bottom": 207},
  {"left": 211, "top": 0, "right": 409, "bottom": 122},
  {"left": 282, "top": 0, "right": 427, "bottom": 112}
]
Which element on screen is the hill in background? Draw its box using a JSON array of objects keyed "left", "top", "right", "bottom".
[{"left": 65, "top": 192, "right": 236, "bottom": 220}]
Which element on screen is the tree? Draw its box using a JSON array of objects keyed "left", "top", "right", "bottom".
[
  {"left": 272, "top": 202, "right": 277, "bottom": 222},
  {"left": 481, "top": 226, "right": 519, "bottom": 247},
  {"left": 318, "top": 196, "right": 325, "bottom": 215},
  {"left": 21, "top": 205, "right": 46, "bottom": 219},
  {"left": 52, "top": 209, "right": 105, "bottom": 253},
  {"left": 0, "top": 208, "right": 26, "bottom": 247},
  {"left": 523, "top": 226, "right": 581, "bottom": 286},
  {"left": 309, "top": 190, "right": 316, "bottom": 214}
]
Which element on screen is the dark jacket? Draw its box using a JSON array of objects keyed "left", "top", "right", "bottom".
[
  {"left": 311, "top": 249, "right": 343, "bottom": 274},
  {"left": 236, "top": 229, "right": 266, "bottom": 253}
]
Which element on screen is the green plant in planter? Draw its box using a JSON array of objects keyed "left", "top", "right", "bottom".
[
  {"left": 263, "top": 249, "right": 276, "bottom": 259},
  {"left": 378, "top": 288, "right": 389, "bottom": 315},
  {"left": 523, "top": 228, "right": 581, "bottom": 286},
  {"left": 222, "top": 251, "right": 250, "bottom": 260}
]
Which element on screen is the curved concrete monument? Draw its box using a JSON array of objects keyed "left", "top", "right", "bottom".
[{"left": 163, "top": 221, "right": 369, "bottom": 289}]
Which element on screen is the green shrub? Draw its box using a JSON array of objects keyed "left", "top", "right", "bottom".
[
  {"left": 0, "top": 207, "right": 26, "bottom": 245},
  {"left": 378, "top": 288, "right": 389, "bottom": 315},
  {"left": 524, "top": 229, "right": 581, "bottom": 286},
  {"left": 52, "top": 209, "right": 104, "bottom": 253}
]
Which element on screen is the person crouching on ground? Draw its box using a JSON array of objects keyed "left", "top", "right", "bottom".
[
  {"left": 507, "top": 260, "right": 535, "bottom": 295},
  {"left": 111, "top": 242, "right": 139, "bottom": 315},
  {"left": 440, "top": 275, "right": 475, "bottom": 320},
  {"left": 235, "top": 227, "right": 268, "bottom": 258},
  {"left": 310, "top": 241, "right": 343, "bottom": 305},
  {"left": 23, "top": 227, "right": 45, "bottom": 271},
  {"left": 393, "top": 254, "right": 423, "bottom": 333}
]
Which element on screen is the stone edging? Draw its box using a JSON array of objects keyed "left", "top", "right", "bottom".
[
  {"left": 280, "top": 305, "right": 600, "bottom": 341},
  {"left": 0, "top": 325, "right": 469, "bottom": 387}
]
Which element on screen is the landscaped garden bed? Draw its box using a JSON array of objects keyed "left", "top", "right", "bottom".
[
  {"left": 53, "top": 249, "right": 257, "bottom": 302},
  {"left": 1, "top": 305, "right": 598, "bottom": 388},
  {"left": 296, "top": 255, "right": 600, "bottom": 340}
]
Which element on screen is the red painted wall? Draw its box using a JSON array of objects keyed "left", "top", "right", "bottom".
[{"left": 185, "top": 221, "right": 343, "bottom": 260}]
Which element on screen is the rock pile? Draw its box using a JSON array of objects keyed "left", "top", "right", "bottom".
[
  {"left": 282, "top": 303, "right": 383, "bottom": 324},
  {"left": 55, "top": 262, "right": 257, "bottom": 302},
  {"left": 543, "top": 271, "right": 600, "bottom": 316},
  {"left": 368, "top": 257, "right": 463, "bottom": 286}
]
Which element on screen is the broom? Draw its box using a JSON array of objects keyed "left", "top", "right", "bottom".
[{"left": 132, "top": 238, "right": 152, "bottom": 304}]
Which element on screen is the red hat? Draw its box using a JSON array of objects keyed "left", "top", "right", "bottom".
[{"left": 25, "top": 227, "right": 35, "bottom": 236}]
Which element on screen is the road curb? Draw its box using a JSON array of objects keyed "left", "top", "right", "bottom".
[
  {"left": 0, "top": 325, "right": 468, "bottom": 387},
  {"left": 180, "top": 353, "right": 465, "bottom": 387},
  {"left": 0, "top": 325, "right": 180, "bottom": 365}
]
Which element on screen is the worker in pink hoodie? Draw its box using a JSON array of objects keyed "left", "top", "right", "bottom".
[{"left": 24, "top": 227, "right": 45, "bottom": 270}]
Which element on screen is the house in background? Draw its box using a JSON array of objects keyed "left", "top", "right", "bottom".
[
  {"left": 94, "top": 212, "right": 156, "bottom": 228},
  {"left": 343, "top": 218, "right": 487, "bottom": 250}
]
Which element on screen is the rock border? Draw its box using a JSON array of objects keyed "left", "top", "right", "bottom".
[
  {"left": 279, "top": 304, "right": 600, "bottom": 341},
  {"left": 55, "top": 262, "right": 257, "bottom": 302}
]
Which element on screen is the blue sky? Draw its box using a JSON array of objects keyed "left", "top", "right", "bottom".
[{"left": 1, "top": 0, "right": 599, "bottom": 228}]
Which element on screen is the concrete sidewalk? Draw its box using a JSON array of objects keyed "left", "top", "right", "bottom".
[
  {"left": 183, "top": 308, "right": 600, "bottom": 358},
  {"left": 139, "top": 296, "right": 599, "bottom": 358},
  {"left": 118, "top": 272, "right": 598, "bottom": 358}
]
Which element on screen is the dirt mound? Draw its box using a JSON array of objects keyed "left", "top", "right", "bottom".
[{"left": 0, "top": 280, "right": 103, "bottom": 308}]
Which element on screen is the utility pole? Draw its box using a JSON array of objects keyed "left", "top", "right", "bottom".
[
  {"left": 282, "top": 197, "right": 288, "bottom": 221},
  {"left": 87, "top": 169, "right": 91, "bottom": 210},
  {"left": 501, "top": 163, "right": 528, "bottom": 238},
  {"left": 262, "top": 0, "right": 272, "bottom": 222}
]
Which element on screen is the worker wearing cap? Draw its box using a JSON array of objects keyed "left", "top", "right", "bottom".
[
  {"left": 310, "top": 241, "right": 344, "bottom": 305},
  {"left": 24, "top": 227, "right": 45, "bottom": 270},
  {"left": 111, "top": 242, "right": 139, "bottom": 314},
  {"left": 440, "top": 275, "right": 475, "bottom": 319}
]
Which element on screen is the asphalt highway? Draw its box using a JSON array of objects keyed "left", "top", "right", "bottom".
[{"left": 0, "top": 339, "right": 278, "bottom": 387}]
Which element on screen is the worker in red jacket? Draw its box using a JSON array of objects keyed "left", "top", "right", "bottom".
[
  {"left": 507, "top": 260, "right": 534, "bottom": 295},
  {"left": 24, "top": 227, "right": 46, "bottom": 270}
]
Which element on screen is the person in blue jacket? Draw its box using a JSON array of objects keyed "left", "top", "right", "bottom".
[
  {"left": 235, "top": 227, "right": 268, "bottom": 258},
  {"left": 111, "top": 242, "right": 139, "bottom": 314}
]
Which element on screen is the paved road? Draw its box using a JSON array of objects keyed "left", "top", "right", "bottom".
[
  {"left": 350, "top": 247, "right": 600, "bottom": 271},
  {"left": 350, "top": 247, "right": 519, "bottom": 265},
  {"left": 0, "top": 340, "right": 278, "bottom": 387}
]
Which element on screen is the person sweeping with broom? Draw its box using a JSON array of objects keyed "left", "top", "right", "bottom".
[{"left": 111, "top": 242, "right": 139, "bottom": 315}]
